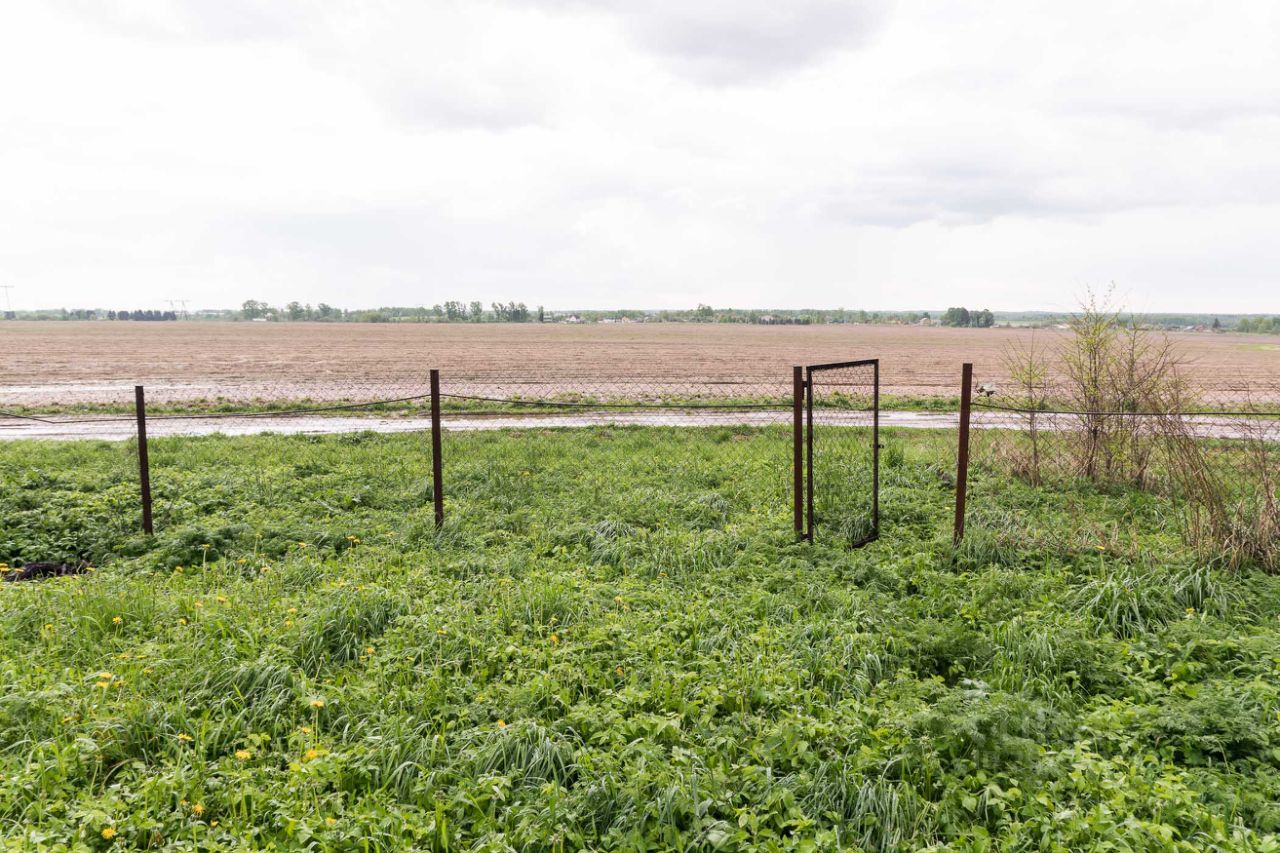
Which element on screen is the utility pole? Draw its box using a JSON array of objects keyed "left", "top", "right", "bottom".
[
  {"left": 166, "top": 298, "right": 189, "bottom": 318},
  {"left": 0, "top": 285, "right": 14, "bottom": 313}
]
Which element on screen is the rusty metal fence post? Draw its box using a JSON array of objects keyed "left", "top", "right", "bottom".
[
  {"left": 430, "top": 369, "right": 444, "bottom": 528},
  {"left": 793, "top": 366, "right": 805, "bottom": 539},
  {"left": 134, "top": 385, "right": 154, "bottom": 535},
  {"left": 953, "top": 363, "right": 973, "bottom": 545}
]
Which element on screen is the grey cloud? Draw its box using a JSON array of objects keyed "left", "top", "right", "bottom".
[{"left": 521, "top": 0, "right": 889, "bottom": 84}]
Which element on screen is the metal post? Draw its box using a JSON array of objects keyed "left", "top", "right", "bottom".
[
  {"left": 792, "top": 366, "right": 804, "bottom": 538},
  {"left": 805, "top": 367, "right": 815, "bottom": 541},
  {"left": 953, "top": 363, "right": 973, "bottom": 545},
  {"left": 134, "top": 385, "right": 153, "bottom": 535},
  {"left": 872, "top": 360, "right": 880, "bottom": 540},
  {"left": 430, "top": 369, "right": 444, "bottom": 528}
]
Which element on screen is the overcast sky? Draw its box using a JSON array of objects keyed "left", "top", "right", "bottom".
[{"left": 2, "top": 1, "right": 1278, "bottom": 313}]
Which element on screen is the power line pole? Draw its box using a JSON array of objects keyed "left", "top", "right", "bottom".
[{"left": 0, "top": 285, "right": 13, "bottom": 313}]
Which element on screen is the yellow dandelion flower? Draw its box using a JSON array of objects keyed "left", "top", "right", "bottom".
[
  {"left": 215, "top": 596, "right": 228, "bottom": 604},
  {"left": 614, "top": 595, "right": 623, "bottom": 604},
  {"left": 496, "top": 719, "right": 507, "bottom": 729},
  {"left": 236, "top": 558, "right": 247, "bottom": 565},
  {"left": 549, "top": 633, "right": 560, "bottom": 645},
  {"left": 436, "top": 628, "right": 447, "bottom": 636},
  {"left": 234, "top": 749, "right": 252, "bottom": 761},
  {"left": 192, "top": 803, "right": 204, "bottom": 816},
  {"left": 102, "top": 827, "right": 117, "bottom": 840},
  {"left": 365, "top": 646, "right": 375, "bottom": 655},
  {"left": 287, "top": 607, "right": 298, "bottom": 614},
  {"left": 210, "top": 820, "right": 218, "bottom": 828},
  {"left": 177, "top": 732, "right": 193, "bottom": 742},
  {"left": 200, "top": 544, "right": 210, "bottom": 550},
  {"left": 178, "top": 617, "right": 188, "bottom": 626},
  {"left": 260, "top": 566, "right": 270, "bottom": 574},
  {"left": 303, "top": 747, "right": 320, "bottom": 762},
  {"left": 309, "top": 699, "right": 325, "bottom": 709},
  {"left": 325, "top": 816, "right": 337, "bottom": 826},
  {"left": 616, "top": 665, "right": 625, "bottom": 675},
  {"left": 98, "top": 671, "right": 112, "bottom": 679},
  {"left": 284, "top": 619, "right": 294, "bottom": 627},
  {"left": 43, "top": 623, "right": 53, "bottom": 631},
  {"left": 193, "top": 601, "right": 203, "bottom": 609},
  {"left": 95, "top": 680, "right": 110, "bottom": 689},
  {"left": 300, "top": 726, "right": 312, "bottom": 734},
  {"left": 112, "top": 616, "right": 123, "bottom": 624}
]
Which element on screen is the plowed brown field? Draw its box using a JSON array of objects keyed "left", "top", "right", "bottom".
[{"left": 1, "top": 321, "right": 1276, "bottom": 404}]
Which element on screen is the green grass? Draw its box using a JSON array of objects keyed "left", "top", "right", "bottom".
[{"left": 2, "top": 427, "right": 1280, "bottom": 850}]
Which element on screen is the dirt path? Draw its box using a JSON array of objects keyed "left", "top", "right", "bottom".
[{"left": 1, "top": 410, "right": 1274, "bottom": 442}]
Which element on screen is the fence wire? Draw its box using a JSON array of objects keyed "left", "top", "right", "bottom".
[
  {"left": 807, "top": 362, "right": 878, "bottom": 546},
  {"left": 963, "top": 370, "right": 1280, "bottom": 569}
]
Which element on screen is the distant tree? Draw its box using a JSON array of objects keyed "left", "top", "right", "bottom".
[
  {"left": 537, "top": 305, "right": 545, "bottom": 323},
  {"left": 241, "top": 300, "right": 269, "bottom": 320},
  {"left": 694, "top": 304, "right": 714, "bottom": 321},
  {"left": 1211, "top": 317, "right": 1222, "bottom": 331},
  {"left": 469, "top": 301, "right": 484, "bottom": 322}
]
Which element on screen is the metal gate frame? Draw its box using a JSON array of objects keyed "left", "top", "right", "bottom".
[{"left": 804, "top": 358, "right": 880, "bottom": 546}]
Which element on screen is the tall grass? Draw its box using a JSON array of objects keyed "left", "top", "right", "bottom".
[{"left": 1, "top": 427, "right": 1278, "bottom": 848}]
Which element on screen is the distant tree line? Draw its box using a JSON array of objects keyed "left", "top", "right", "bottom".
[
  {"left": 107, "top": 310, "right": 178, "bottom": 321},
  {"left": 940, "top": 307, "right": 995, "bottom": 328},
  {"left": 1237, "top": 316, "right": 1280, "bottom": 334},
  {"left": 14, "top": 302, "right": 1274, "bottom": 331}
]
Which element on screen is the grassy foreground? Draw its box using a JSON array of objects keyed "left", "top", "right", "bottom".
[{"left": 2, "top": 427, "right": 1280, "bottom": 850}]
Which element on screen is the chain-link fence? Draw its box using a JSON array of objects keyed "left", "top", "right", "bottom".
[
  {"left": 2, "top": 373, "right": 807, "bottom": 560},
  {"left": 434, "top": 374, "right": 799, "bottom": 540},
  {"left": 956, "top": 365, "right": 1280, "bottom": 570},
  {"left": 805, "top": 361, "right": 879, "bottom": 546}
]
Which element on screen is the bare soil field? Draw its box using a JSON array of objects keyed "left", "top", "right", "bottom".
[{"left": 1, "top": 321, "right": 1277, "bottom": 405}]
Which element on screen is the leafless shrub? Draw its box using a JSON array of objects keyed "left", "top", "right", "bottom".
[
  {"left": 988, "top": 289, "right": 1278, "bottom": 572},
  {"left": 1000, "top": 333, "right": 1053, "bottom": 485},
  {"left": 1058, "top": 287, "right": 1191, "bottom": 488}
]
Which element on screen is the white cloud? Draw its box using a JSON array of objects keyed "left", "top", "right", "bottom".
[{"left": 0, "top": 0, "right": 1278, "bottom": 313}]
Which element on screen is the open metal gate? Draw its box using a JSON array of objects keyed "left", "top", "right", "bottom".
[{"left": 804, "top": 359, "right": 880, "bottom": 546}]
